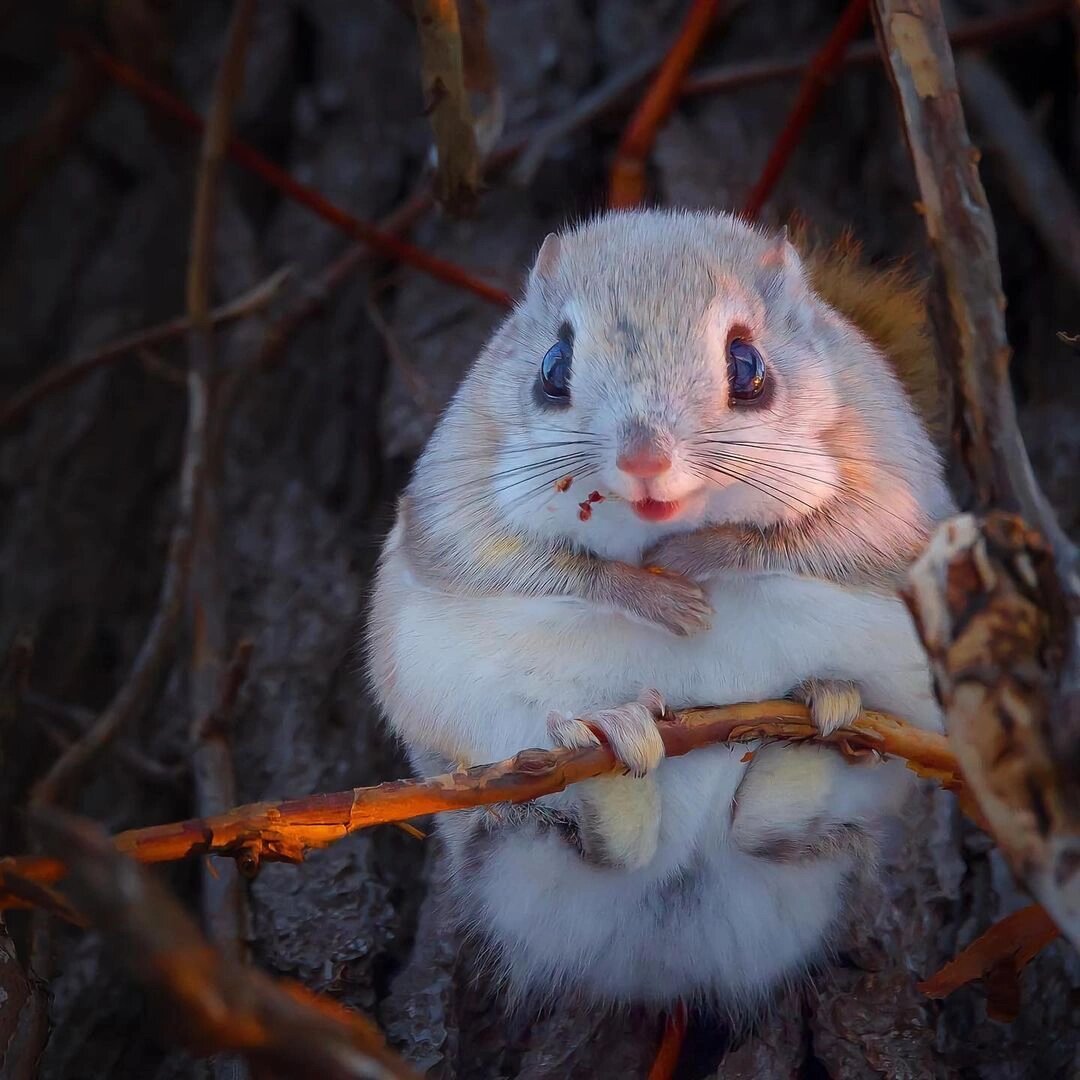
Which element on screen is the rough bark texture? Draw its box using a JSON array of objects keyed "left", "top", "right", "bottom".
[{"left": 1, "top": 2, "right": 1078, "bottom": 1078}]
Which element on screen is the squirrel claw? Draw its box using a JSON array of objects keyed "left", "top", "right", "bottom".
[
  {"left": 547, "top": 688, "right": 667, "bottom": 777},
  {"left": 792, "top": 677, "right": 862, "bottom": 738}
]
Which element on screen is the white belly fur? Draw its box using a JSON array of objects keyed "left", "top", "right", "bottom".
[{"left": 371, "top": 550, "right": 941, "bottom": 1007}]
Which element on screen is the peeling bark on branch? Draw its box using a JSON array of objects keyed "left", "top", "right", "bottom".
[
  {"left": 876, "top": 0, "right": 1080, "bottom": 955},
  {"left": 903, "top": 513, "right": 1080, "bottom": 945}
]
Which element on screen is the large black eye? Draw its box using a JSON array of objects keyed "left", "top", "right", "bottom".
[
  {"left": 540, "top": 332, "right": 573, "bottom": 402},
  {"left": 727, "top": 339, "right": 766, "bottom": 402}
]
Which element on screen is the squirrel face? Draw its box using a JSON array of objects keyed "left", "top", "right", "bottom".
[{"left": 487, "top": 210, "right": 869, "bottom": 560}]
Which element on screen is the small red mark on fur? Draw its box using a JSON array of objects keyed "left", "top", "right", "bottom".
[
  {"left": 578, "top": 490, "right": 605, "bottom": 519},
  {"left": 555, "top": 475, "right": 573, "bottom": 492},
  {"left": 740, "top": 750, "right": 755, "bottom": 764}
]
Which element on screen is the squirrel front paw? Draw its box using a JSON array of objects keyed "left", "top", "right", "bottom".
[
  {"left": 791, "top": 677, "right": 862, "bottom": 737},
  {"left": 547, "top": 688, "right": 667, "bottom": 776},
  {"left": 623, "top": 566, "right": 712, "bottom": 637}
]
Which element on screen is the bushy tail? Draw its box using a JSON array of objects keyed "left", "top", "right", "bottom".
[{"left": 790, "top": 219, "right": 946, "bottom": 442}]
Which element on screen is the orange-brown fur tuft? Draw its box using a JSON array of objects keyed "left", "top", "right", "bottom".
[{"left": 790, "top": 221, "right": 946, "bottom": 442}]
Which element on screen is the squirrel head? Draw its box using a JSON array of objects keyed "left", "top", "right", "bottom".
[{"left": 450, "top": 209, "right": 945, "bottom": 562}]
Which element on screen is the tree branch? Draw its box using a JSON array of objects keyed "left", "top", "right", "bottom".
[
  {"left": 874, "top": 0, "right": 1080, "bottom": 949},
  {"left": 64, "top": 33, "right": 513, "bottom": 308},
  {"left": 0, "top": 267, "right": 289, "bottom": 434},
  {"left": 184, "top": 0, "right": 255, "bottom": 1009},
  {"left": 742, "top": 0, "right": 870, "bottom": 219},
  {"left": 0, "top": 701, "right": 963, "bottom": 904},
  {"left": 27, "top": 809, "right": 417, "bottom": 1080},
  {"left": 412, "top": 0, "right": 481, "bottom": 214}
]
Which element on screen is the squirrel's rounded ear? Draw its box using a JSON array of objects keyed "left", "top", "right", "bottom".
[
  {"left": 761, "top": 225, "right": 803, "bottom": 276},
  {"left": 530, "top": 233, "right": 561, "bottom": 286}
]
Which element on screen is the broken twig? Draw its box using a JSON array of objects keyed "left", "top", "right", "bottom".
[
  {"left": 918, "top": 903, "right": 1060, "bottom": 1021},
  {"left": 875, "top": 0, "right": 1080, "bottom": 949}
]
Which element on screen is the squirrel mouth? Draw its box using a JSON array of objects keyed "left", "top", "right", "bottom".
[{"left": 631, "top": 498, "right": 683, "bottom": 523}]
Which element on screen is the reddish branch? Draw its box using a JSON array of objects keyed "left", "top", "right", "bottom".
[
  {"left": 648, "top": 1002, "right": 688, "bottom": 1080},
  {"left": 918, "top": 904, "right": 1060, "bottom": 1021},
  {"left": 65, "top": 34, "right": 513, "bottom": 308},
  {"left": 28, "top": 809, "right": 416, "bottom": 1080},
  {"left": 0, "top": 268, "right": 288, "bottom": 434},
  {"left": 0, "top": 701, "right": 962, "bottom": 904},
  {"left": 608, "top": 0, "right": 724, "bottom": 208},
  {"left": 682, "top": 1, "right": 1069, "bottom": 97},
  {"left": 742, "top": 0, "right": 870, "bottom": 219}
]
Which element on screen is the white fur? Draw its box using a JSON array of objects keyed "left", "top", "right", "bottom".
[{"left": 370, "top": 545, "right": 940, "bottom": 1008}]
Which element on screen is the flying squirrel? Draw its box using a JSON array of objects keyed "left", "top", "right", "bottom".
[{"left": 368, "top": 210, "right": 954, "bottom": 1011}]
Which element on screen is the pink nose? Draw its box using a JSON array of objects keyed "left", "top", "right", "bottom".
[{"left": 616, "top": 446, "right": 672, "bottom": 478}]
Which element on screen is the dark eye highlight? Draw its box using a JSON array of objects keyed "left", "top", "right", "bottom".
[
  {"left": 538, "top": 324, "right": 573, "bottom": 405},
  {"left": 727, "top": 339, "right": 766, "bottom": 403}
]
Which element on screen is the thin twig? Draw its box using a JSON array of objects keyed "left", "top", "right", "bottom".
[
  {"left": 184, "top": 0, "right": 255, "bottom": 991},
  {"left": 648, "top": 1002, "right": 688, "bottom": 1080},
  {"left": 27, "top": 809, "right": 417, "bottom": 1080},
  {"left": 512, "top": 45, "right": 668, "bottom": 186},
  {"left": 513, "top": 2, "right": 1068, "bottom": 188},
  {"left": 608, "top": 0, "right": 725, "bottom": 208},
  {"left": 365, "top": 287, "right": 441, "bottom": 417},
  {"left": 21, "top": 691, "right": 185, "bottom": 787},
  {"left": 64, "top": 34, "right": 513, "bottom": 308},
  {"left": 682, "top": 1, "right": 1069, "bottom": 97},
  {"left": 0, "top": 701, "right": 964, "bottom": 898},
  {"left": 0, "top": 54, "right": 105, "bottom": 219},
  {"left": 742, "top": 0, "right": 870, "bottom": 219},
  {"left": 0, "top": 267, "right": 290, "bottom": 434},
  {"left": 213, "top": 186, "right": 435, "bottom": 443},
  {"left": 28, "top": 489, "right": 199, "bottom": 806}
]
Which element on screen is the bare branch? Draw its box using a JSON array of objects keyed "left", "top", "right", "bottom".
[
  {"left": 874, "top": 0, "right": 1080, "bottom": 948},
  {"left": 27, "top": 809, "right": 417, "bottom": 1080},
  {"left": 65, "top": 34, "right": 513, "bottom": 307},
  {"left": 872, "top": 0, "right": 1074, "bottom": 566},
  {"left": 1, "top": 700, "right": 963, "bottom": 901},
  {"left": 0, "top": 267, "right": 289, "bottom": 434},
  {"left": 743, "top": 0, "right": 870, "bottom": 218},
  {"left": 184, "top": 0, "right": 256, "bottom": 983}
]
